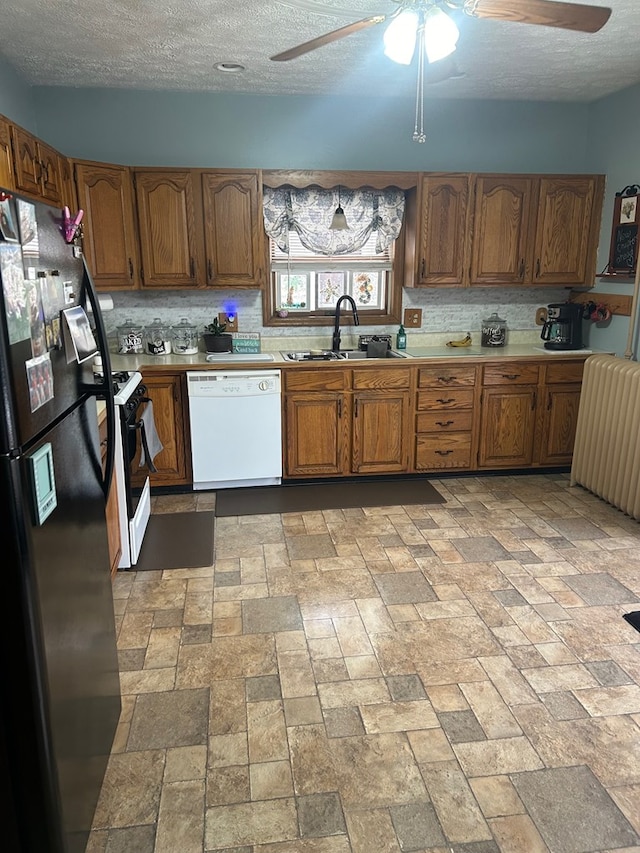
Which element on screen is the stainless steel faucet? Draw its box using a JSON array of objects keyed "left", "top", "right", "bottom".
[{"left": 332, "top": 294, "right": 360, "bottom": 352}]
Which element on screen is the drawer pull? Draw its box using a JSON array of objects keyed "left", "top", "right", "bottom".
[
  {"left": 435, "top": 449, "right": 453, "bottom": 456},
  {"left": 502, "top": 373, "right": 520, "bottom": 380},
  {"left": 435, "top": 420, "right": 454, "bottom": 427},
  {"left": 437, "top": 376, "right": 456, "bottom": 383},
  {"left": 436, "top": 397, "right": 455, "bottom": 404}
]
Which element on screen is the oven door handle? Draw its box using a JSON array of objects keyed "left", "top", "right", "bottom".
[{"left": 127, "top": 398, "right": 159, "bottom": 474}]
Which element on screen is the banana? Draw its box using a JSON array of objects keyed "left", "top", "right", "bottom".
[{"left": 446, "top": 333, "right": 472, "bottom": 348}]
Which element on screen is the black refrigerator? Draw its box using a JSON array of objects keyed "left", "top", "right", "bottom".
[{"left": 0, "top": 189, "right": 120, "bottom": 852}]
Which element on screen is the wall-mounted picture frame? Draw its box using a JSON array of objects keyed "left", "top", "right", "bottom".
[{"left": 0, "top": 198, "right": 19, "bottom": 242}]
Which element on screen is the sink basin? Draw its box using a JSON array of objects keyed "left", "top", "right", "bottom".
[
  {"left": 282, "top": 349, "right": 409, "bottom": 362},
  {"left": 338, "top": 349, "right": 409, "bottom": 360}
]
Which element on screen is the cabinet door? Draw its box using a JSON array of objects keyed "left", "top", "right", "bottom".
[
  {"left": 285, "top": 393, "right": 348, "bottom": 477},
  {"left": 10, "top": 126, "right": 42, "bottom": 197},
  {"left": 37, "top": 141, "right": 63, "bottom": 204},
  {"left": 415, "top": 174, "right": 470, "bottom": 286},
  {"left": 470, "top": 176, "right": 535, "bottom": 285},
  {"left": 135, "top": 170, "right": 202, "bottom": 288},
  {"left": 532, "top": 177, "right": 599, "bottom": 286},
  {"left": 0, "top": 116, "right": 15, "bottom": 190},
  {"left": 478, "top": 387, "right": 537, "bottom": 468},
  {"left": 76, "top": 162, "right": 140, "bottom": 290},
  {"left": 201, "top": 171, "right": 265, "bottom": 287},
  {"left": 538, "top": 384, "right": 582, "bottom": 466},
  {"left": 352, "top": 391, "right": 410, "bottom": 474},
  {"left": 139, "top": 373, "right": 191, "bottom": 485},
  {"left": 58, "top": 156, "right": 77, "bottom": 211}
]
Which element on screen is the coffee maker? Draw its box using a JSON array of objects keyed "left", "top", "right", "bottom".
[{"left": 541, "top": 302, "right": 585, "bottom": 350}]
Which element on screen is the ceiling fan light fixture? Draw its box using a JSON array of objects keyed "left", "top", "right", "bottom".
[
  {"left": 329, "top": 187, "right": 349, "bottom": 231},
  {"left": 423, "top": 7, "right": 459, "bottom": 64},
  {"left": 383, "top": 9, "right": 419, "bottom": 65}
]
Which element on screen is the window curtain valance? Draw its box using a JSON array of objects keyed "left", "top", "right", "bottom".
[{"left": 263, "top": 186, "right": 405, "bottom": 255}]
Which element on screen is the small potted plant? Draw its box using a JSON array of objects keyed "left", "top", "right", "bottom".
[{"left": 203, "top": 317, "right": 233, "bottom": 353}]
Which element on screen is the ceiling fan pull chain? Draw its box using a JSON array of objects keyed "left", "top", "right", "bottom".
[{"left": 413, "top": 19, "right": 426, "bottom": 143}]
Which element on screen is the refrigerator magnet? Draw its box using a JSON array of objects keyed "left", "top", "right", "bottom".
[
  {"left": 26, "top": 353, "right": 54, "bottom": 412},
  {"left": 61, "top": 305, "right": 98, "bottom": 363},
  {"left": 0, "top": 197, "right": 19, "bottom": 242}
]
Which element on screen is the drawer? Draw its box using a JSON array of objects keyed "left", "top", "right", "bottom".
[
  {"left": 417, "top": 388, "right": 475, "bottom": 410},
  {"left": 284, "top": 368, "right": 349, "bottom": 392},
  {"left": 544, "top": 361, "right": 585, "bottom": 384},
  {"left": 419, "top": 366, "right": 476, "bottom": 388},
  {"left": 482, "top": 363, "right": 539, "bottom": 385},
  {"left": 415, "top": 433, "right": 472, "bottom": 470},
  {"left": 352, "top": 367, "right": 410, "bottom": 390},
  {"left": 416, "top": 410, "right": 473, "bottom": 433}
]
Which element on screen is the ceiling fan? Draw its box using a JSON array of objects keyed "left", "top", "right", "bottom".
[{"left": 270, "top": 1, "right": 613, "bottom": 64}]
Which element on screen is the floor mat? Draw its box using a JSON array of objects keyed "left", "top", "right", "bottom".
[
  {"left": 623, "top": 611, "right": 640, "bottom": 635},
  {"left": 214, "top": 478, "right": 445, "bottom": 517},
  {"left": 134, "top": 511, "right": 214, "bottom": 571}
]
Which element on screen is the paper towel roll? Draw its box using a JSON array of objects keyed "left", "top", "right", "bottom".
[{"left": 98, "top": 295, "right": 114, "bottom": 311}]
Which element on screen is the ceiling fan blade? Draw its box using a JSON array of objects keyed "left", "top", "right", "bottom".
[
  {"left": 270, "top": 14, "right": 386, "bottom": 61},
  {"left": 465, "top": 0, "right": 612, "bottom": 33}
]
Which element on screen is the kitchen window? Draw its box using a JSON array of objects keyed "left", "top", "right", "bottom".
[{"left": 262, "top": 185, "right": 405, "bottom": 327}]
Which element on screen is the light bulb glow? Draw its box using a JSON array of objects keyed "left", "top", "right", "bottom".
[
  {"left": 383, "top": 9, "right": 419, "bottom": 65},
  {"left": 423, "top": 7, "right": 459, "bottom": 64}
]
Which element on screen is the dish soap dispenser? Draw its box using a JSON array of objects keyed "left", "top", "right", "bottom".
[{"left": 396, "top": 324, "right": 407, "bottom": 350}]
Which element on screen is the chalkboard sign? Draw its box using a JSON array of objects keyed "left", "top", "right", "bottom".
[
  {"left": 612, "top": 223, "right": 637, "bottom": 271},
  {"left": 606, "top": 187, "right": 640, "bottom": 275}
]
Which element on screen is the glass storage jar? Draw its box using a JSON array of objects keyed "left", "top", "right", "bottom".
[
  {"left": 171, "top": 317, "right": 199, "bottom": 355},
  {"left": 481, "top": 312, "right": 507, "bottom": 347},
  {"left": 116, "top": 319, "right": 144, "bottom": 354},
  {"left": 145, "top": 318, "right": 172, "bottom": 355}
]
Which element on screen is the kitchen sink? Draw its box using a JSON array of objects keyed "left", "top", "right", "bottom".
[
  {"left": 282, "top": 349, "right": 409, "bottom": 362},
  {"left": 338, "top": 349, "right": 409, "bottom": 360}
]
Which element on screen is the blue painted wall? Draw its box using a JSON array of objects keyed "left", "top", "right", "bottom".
[
  {"left": 31, "top": 87, "right": 591, "bottom": 174},
  {"left": 0, "top": 55, "right": 37, "bottom": 132},
  {"left": 585, "top": 82, "right": 640, "bottom": 358}
]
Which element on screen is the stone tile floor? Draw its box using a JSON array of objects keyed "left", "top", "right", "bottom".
[{"left": 88, "top": 474, "right": 640, "bottom": 853}]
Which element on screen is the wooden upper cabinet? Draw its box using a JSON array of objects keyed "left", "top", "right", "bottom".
[
  {"left": 11, "top": 126, "right": 63, "bottom": 204},
  {"left": 411, "top": 174, "right": 470, "bottom": 287},
  {"left": 531, "top": 176, "right": 603, "bottom": 286},
  {"left": 201, "top": 171, "right": 265, "bottom": 287},
  {"left": 470, "top": 175, "right": 535, "bottom": 286},
  {"left": 134, "top": 170, "right": 202, "bottom": 288},
  {"left": 0, "top": 116, "right": 15, "bottom": 190},
  {"left": 75, "top": 162, "right": 140, "bottom": 290}
]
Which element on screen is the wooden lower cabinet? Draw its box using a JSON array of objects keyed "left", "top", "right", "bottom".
[
  {"left": 99, "top": 411, "right": 121, "bottom": 579},
  {"left": 352, "top": 391, "right": 409, "bottom": 473},
  {"left": 536, "top": 361, "right": 585, "bottom": 466},
  {"left": 138, "top": 372, "right": 192, "bottom": 486},
  {"left": 414, "top": 365, "right": 478, "bottom": 471},
  {"left": 285, "top": 392, "right": 349, "bottom": 476},
  {"left": 283, "top": 366, "right": 410, "bottom": 478},
  {"left": 478, "top": 360, "right": 585, "bottom": 470}
]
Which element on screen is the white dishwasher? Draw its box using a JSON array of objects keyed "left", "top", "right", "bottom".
[{"left": 187, "top": 370, "right": 282, "bottom": 490}]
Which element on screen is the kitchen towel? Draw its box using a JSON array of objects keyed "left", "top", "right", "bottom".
[{"left": 139, "top": 400, "right": 163, "bottom": 469}]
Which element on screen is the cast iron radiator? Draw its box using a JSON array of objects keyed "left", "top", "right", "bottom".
[{"left": 571, "top": 353, "right": 640, "bottom": 521}]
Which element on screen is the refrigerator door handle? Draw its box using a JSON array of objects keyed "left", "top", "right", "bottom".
[{"left": 81, "top": 258, "right": 116, "bottom": 499}]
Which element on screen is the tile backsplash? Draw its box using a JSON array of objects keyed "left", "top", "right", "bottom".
[{"left": 102, "top": 285, "right": 571, "bottom": 348}]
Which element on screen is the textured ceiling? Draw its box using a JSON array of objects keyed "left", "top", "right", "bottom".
[{"left": 0, "top": 0, "right": 637, "bottom": 102}]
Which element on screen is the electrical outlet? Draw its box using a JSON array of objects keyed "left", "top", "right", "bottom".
[
  {"left": 403, "top": 308, "right": 422, "bottom": 328},
  {"left": 219, "top": 312, "right": 238, "bottom": 332},
  {"left": 535, "top": 307, "right": 548, "bottom": 326}
]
